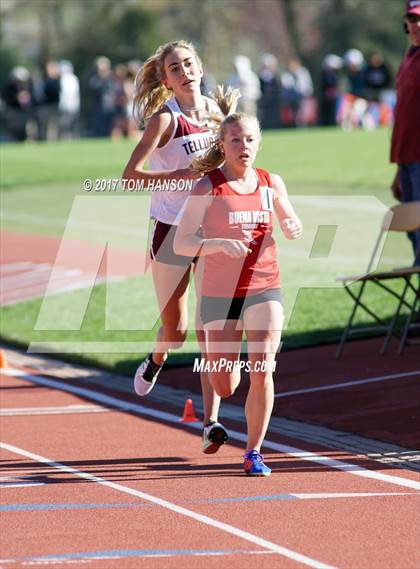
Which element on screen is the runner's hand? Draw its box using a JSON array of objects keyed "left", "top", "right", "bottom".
[
  {"left": 281, "top": 218, "right": 302, "bottom": 240},
  {"left": 218, "top": 239, "right": 250, "bottom": 258}
]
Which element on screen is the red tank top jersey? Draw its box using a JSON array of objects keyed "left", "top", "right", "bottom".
[{"left": 201, "top": 167, "right": 280, "bottom": 298}]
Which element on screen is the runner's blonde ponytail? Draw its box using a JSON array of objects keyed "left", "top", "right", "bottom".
[{"left": 190, "top": 90, "right": 262, "bottom": 176}]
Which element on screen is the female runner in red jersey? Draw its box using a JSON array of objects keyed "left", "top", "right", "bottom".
[
  {"left": 123, "top": 41, "right": 240, "bottom": 453},
  {"left": 174, "top": 112, "right": 302, "bottom": 475}
]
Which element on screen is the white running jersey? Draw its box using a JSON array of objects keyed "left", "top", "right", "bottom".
[{"left": 149, "top": 96, "right": 219, "bottom": 225}]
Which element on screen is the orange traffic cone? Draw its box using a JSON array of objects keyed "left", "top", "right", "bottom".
[
  {"left": 179, "top": 398, "right": 199, "bottom": 423},
  {"left": 0, "top": 350, "right": 7, "bottom": 369}
]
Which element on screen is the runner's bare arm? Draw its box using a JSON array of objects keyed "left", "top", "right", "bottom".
[
  {"left": 174, "top": 178, "right": 250, "bottom": 258},
  {"left": 271, "top": 173, "right": 302, "bottom": 240},
  {"left": 122, "top": 110, "right": 201, "bottom": 183}
]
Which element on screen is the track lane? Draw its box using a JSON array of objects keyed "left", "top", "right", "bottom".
[
  {"left": 3, "top": 369, "right": 419, "bottom": 488},
  {"left": 1, "top": 371, "right": 419, "bottom": 568}
]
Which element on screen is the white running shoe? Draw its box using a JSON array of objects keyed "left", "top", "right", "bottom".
[
  {"left": 202, "top": 422, "right": 228, "bottom": 454},
  {"left": 134, "top": 353, "right": 163, "bottom": 397}
]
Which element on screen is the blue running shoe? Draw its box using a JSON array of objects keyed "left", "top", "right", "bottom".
[{"left": 243, "top": 450, "right": 271, "bottom": 476}]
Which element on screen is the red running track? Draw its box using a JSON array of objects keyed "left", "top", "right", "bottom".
[
  {"left": 1, "top": 367, "right": 419, "bottom": 569},
  {"left": 162, "top": 337, "right": 420, "bottom": 449}
]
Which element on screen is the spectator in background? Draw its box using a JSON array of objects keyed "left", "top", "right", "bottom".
[
  {"left": 88, "top": 56, "right": 116, "bottom": 137},
  {"left": 390, "top": 0, "right": 420, "bottom": 265},
  {"left": 227, "top": 55, "right": 260, "bottom": 115},
  {"left": 258, "top": 53, "right": 281, "bottom": 129},
  {"left": 365, "top": 51, "right": 392, "bottom": 102},
  {"left": 292, "top": 59, "right": 315, "bottom": 127},
  {"left": 39, "top": 60, "right": 61, "bottom": 140},
  {"left": 126, "top": 60, "right": 142, "bottom": 138},
  {"left": 1, "top": 66, "right": 34, "bottom": 141},
  {"left": 280, "top": 58, "right": 314, "bottom": 127},
  {"left": 112, "top": 63, "right": 129, "bottom": 139},
  {"left": 201, "top": 66, "right": 217, "bottom": 97},
  {"left": 320, "top": 54, "right": 342, "bottom": 126},
  {"left": 58, "top": 60, "right": 80, "bottom": 139},
  {"left": 338, "top": 49, "right": 369, "bottom": 130},
  {"left": 343, "top": 49, "right": 366, "bottom": 98},
  {"left": 127, "top": 59, "right": 142, "bottom": 76}
]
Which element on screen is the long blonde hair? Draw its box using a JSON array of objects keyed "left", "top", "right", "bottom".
[
  {"left": 191, "top": 110, "right": 261, "bottom": 175},
  {"left": 133, "top": 40, "right": 201, "bottom": 124}
]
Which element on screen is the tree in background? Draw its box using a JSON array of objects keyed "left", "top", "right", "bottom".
[
  {"left": 1, "top": 0, "right": 409, "bottom": 128},
  {"left": 0, "top": 1, "right": 163, "bottom": 98},
  {"left": 1, "top": 0, "right": 408, "bottom": 79},
  {"left": 313, "top": 0, "right": 406, "bottom": 71}
]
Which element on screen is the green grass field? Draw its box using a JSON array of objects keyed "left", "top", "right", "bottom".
[{"left": 0, "top": 128, "right": 413, "bottom": 373}]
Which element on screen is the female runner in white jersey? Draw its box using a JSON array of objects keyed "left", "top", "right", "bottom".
[
  {"left": 174, "top": 112, "right": 302, "bottom": 475},
  {"left": 123, "top": 40, "right": 239, "bottom": 453}
]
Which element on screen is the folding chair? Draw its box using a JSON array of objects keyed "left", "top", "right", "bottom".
[{"left": 336, "top": 201, "right": 420, "bottom": 358}]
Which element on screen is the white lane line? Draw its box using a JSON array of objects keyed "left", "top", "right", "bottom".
[
  {"left": 3, "top": 369, "right": 420, "bottom": 491},
  {"left": 274, "top": 370, "right": 420, "bottom": 398},
  {"left": 0, "top": 476, "right": 42, "bottom": 481},
  {"left": 0, "top": 551, "right": 275, "bottom": 566},
  {"left": 0, "top": 266, "right": 86, "bottom": 292},
  {"left": 1, "top": 271, "right": 98, "bottom": 294},
  {"left": 0, "top": 558, "right": 94, "bottom": 566},
  {"left": 292, "top": 492, "right": 417, "bottom": 500},
  {"left": 0, "top": 483, "right": 45, "bottom": 488},
  {"left": 0, "top": 276, "right": 116, "bottom": 306},
  {"left": 0, "top": 474, "right": 47, "bottom": 488},
  {"left": 206, "top": 492, "right": 419, "bottom": 505},
  {"left": 0, "top": 443, "right": 336, "bottom": 569},
  {"left": 0, "top": 404, "right": 109, "bottom": 416},
  {"left": 1, "top": 210, "right": 146, "bottom": 238},
  {"left": 4, "top": 369, "right": 40, "bottom": 377},
  {"left": 0, "top": 262, "right": 35, "bottom": 274},
  {"left": 1, "top": 264, "right": 53, "bottom": 288}
]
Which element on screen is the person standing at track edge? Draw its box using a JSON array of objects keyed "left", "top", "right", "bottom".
[
  {"left": 174, "top": 113, "right": 302, "bottom": 475},
  {"left": 123, "top": 41, "right": 241, "bottom": 454},
  {"left": 390, "top": 0, "right": 420, "bottom": 265}
]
